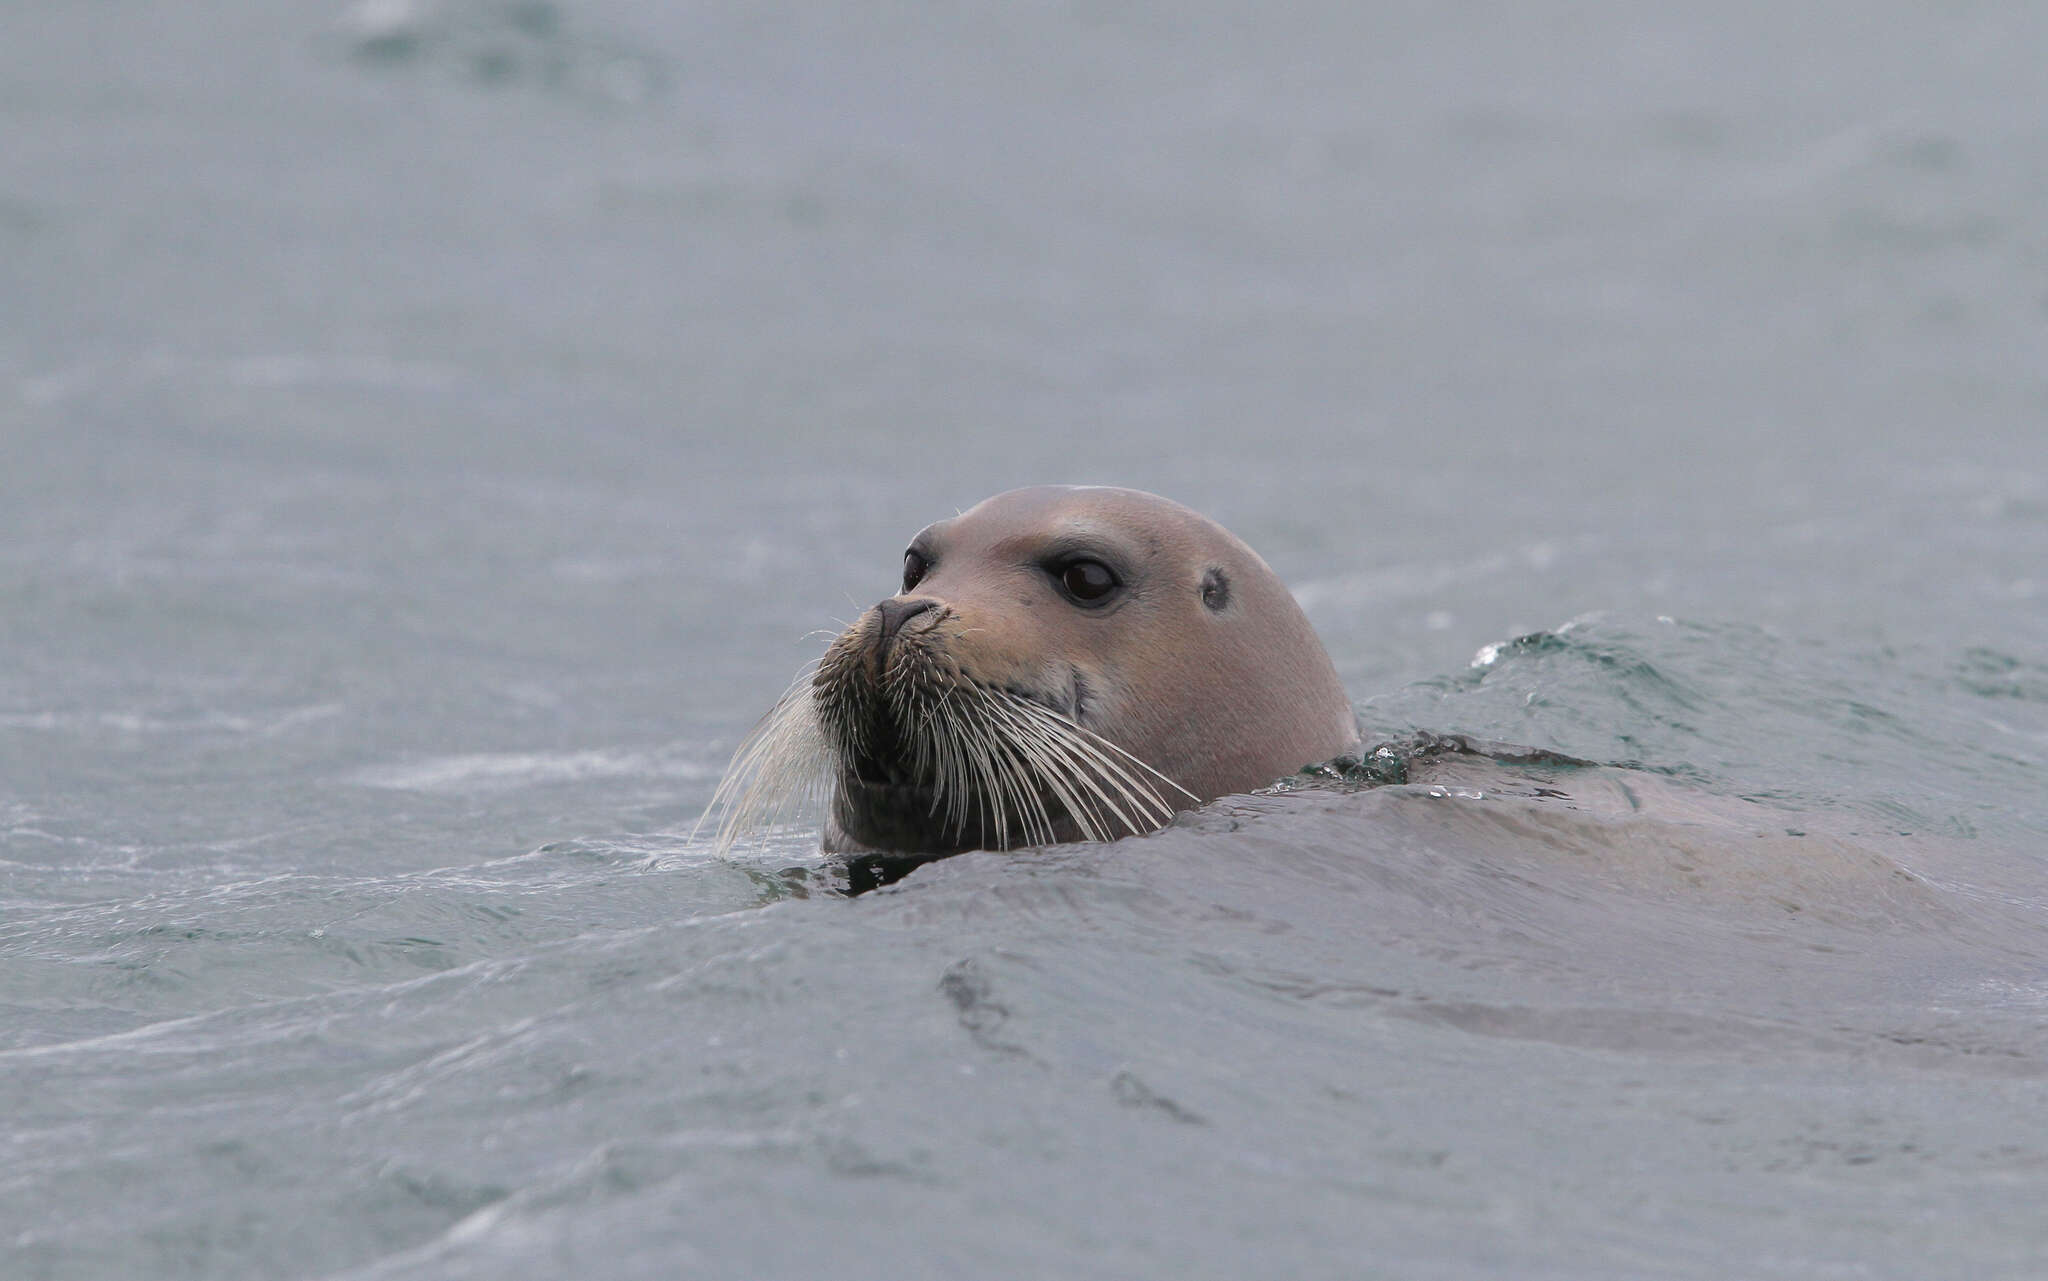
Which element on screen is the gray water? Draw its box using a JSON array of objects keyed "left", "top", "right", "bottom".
[{"left": 5, "top": 2, "right": 2048, "bottom": 1277}]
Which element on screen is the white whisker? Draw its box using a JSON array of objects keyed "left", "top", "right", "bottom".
[
  {"left": 700, "top": 640, "right": 1199, "bottom": 856},
  {"left": 693, "top": 665, "right": 836, "bottom": 855},
  {"left": 987, "top": 698, "right": 1114, "bottom": 842},
  {"left": 995, "top": 693, "right": 1193, "bottom": 834}
]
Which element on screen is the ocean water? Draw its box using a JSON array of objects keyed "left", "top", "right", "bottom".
[{"left": 4, "top": 2, "right": 2047, "bottom": 1277}]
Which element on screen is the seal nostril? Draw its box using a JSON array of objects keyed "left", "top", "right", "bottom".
[{"left": 875, "top": 596, "right": 939, "bottom": 644}]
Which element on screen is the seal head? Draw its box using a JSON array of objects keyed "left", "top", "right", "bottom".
[{"left": 709, "top": 486, "right": 1359, "bottom": 855}]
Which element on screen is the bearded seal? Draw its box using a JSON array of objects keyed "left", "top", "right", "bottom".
[{"left": 704, "top": 486, "right": 1360, "bottom": 856}]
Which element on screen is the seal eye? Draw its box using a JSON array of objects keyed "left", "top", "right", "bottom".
[
  {"left": 902, "top": 549, "right": 930, "bottom": 592},
  {"left": 1056, "top": 559, "right": 1119, "bottom": 605}
]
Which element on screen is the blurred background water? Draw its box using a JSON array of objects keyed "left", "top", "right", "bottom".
[{"left": 4, "top": 2, "right": 2047, "bottom": 1277}]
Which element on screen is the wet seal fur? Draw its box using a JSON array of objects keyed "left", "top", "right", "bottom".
[{"left": 703, "top": 486, "right": 1361, "bottom": 863}]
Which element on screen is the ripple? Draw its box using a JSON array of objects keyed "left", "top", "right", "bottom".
[
  {"left": 347, "top": 749, "right": 713, "bottom": 793},
  {"left": 331, "top": 0, "right": 668, "bottom": 104}
]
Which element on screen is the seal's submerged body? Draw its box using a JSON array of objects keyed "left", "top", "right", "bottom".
[{"left": 708, "top": 486, "right": 1360, "bottom": 855}]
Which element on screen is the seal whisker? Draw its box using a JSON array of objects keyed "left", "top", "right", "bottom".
[
  {"left": 956, "top": 688, "right": 1057, "bottom": 847},
  {"left": 996, "top": 693, "right": 1186, "bottom": 834},
  {"left": 976, "top": 695, "right": 1084, "bottom": 842},
  {"left": 1051, "top": 720, "right": 1189, "bottom": 829},
  {"left": 1051, "top": 711, "right": 1202, "bottom": 806},
  {"left": 695, "top": 666, "right": 836, "bottom": 855},
  {"left": 1062, "top": 734, "right": 1175, "bottom": 830},
  {"left": 956, "top": 695, "right": 996, "bottom": 841},
  {"left": 1039, "top": 742, "right": 1164, "bottom": 835},
  {"left": 940, "top": 686, "right": 1010, "bottom": 846},
  {"left": 986, "top": 694, "right": 1131, "bottom": 843},
  {"left": 945, "top": 699, "right": 991, "bottom": 845},
  {"left": 974, "top": 687, "right": 1064, "bottom": 847},
  {"left": 988, "top": 698, "right": 1123, "bottom": 840},
  {"left": 916, "top": 689, "right": 962, "bottom": 826},
  {"left": 950, "top": 692, "right": 1009, "bottom": 848}
]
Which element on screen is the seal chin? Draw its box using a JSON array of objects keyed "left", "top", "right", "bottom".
[
  {"left": 826, "top": 777, "right": 1010, "bottom": 856},
  {"left": 823, "top": 777, "right": 944, "bottom": 854},
  {"left": 822, "top": 686, "right": 1100, "bottom": 855}
]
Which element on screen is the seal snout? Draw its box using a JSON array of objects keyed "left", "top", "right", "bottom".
[
  {"left": 874, "top": 596, "right": 939, "bottom": 647},
  {"left": 816, "top": 596, "right": 954, "bottom": 791}
]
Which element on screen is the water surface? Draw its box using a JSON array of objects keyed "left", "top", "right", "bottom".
[{"left": 4, "top": 2, "right": 2047, "bottom": 1277}]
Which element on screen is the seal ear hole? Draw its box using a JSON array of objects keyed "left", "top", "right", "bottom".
[{"left": 1201, "top": 567, "right": 1231, "bottom": 612}]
